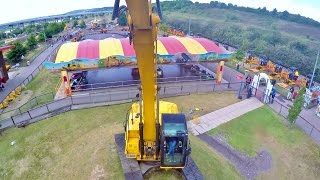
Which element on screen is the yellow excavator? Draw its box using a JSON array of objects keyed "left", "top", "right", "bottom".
[{"left": 112, "top": 0, "right": 202, "bottom": 179}]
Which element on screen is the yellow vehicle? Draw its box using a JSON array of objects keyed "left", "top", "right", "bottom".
[
  {"left": 0, "top": 100, "right": 9, "bottom": 109},
  {"left": 112, "top": 0, "right": 200, "bottom": 178},
  {"left": 5, "top": 64, "right": 10, "bottom": 71}
]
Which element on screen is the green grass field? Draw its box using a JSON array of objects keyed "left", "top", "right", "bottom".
[
  {"left": 209, "top": 106, "right": 320, "bottom": 179},
  {"left": 20, "top": 69, "right": 60, "bottom": 110},
  {"left": 0, "top": 92, "right": 241, "bottom": 179}
]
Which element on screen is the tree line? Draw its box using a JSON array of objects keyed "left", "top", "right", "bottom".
[
  {"left": 161, "top": 0, "right": 320, "bottom": 81},
  {"left": 5, "top": 22, "right": 66, "bottom": 64},
  {"left": 162, "top": 0, "right": 320, "bottom": 28}
]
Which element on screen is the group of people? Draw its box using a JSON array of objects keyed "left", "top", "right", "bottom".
[
  {"left": 287, "top": 86, "right": 298, "bottom": 101},
  {"left": 288, "top": 70, "right": 299, "bottom": 81}
]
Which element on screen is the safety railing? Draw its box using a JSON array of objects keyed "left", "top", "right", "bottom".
[
  {"left": 71, "top": 75, "right": 216, "bottom": 92},
  {"left": 0, "top": 82, "right": 242, "bottom": 129},
  {"left": 0, "top": 92, "right": 55, "bottom": 121}
]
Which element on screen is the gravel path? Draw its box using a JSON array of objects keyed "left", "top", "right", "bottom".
[{"left": 198, "top": 134, "right": 272, "bottom": 179}]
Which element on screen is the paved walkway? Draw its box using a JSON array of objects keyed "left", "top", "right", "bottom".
[
  {"left": 188, "top": 98, "right": 264, "bottom": 135},
  {"left": 0, "top": 40, "right": 63, "bottom": 102}
]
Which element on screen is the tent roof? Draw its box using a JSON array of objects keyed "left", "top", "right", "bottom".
[{"left": 55, "top": 37, "right": 226, "bottom": 63}]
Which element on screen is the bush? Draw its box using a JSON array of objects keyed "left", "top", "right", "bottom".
[{"left": 288, "top": 87, "right": 306, "bottom": 124}]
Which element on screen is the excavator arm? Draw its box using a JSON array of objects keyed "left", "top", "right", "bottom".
[{"left": 113, "top": 0, "right": 191, "bottom": 169}]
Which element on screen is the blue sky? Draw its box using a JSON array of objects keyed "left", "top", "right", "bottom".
[{"left": 0, "top": 0, "right": 319, "bottom": 24}]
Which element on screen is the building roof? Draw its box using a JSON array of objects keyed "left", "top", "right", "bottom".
[
  {"left": 0, "top": 45, "right": 15, "bottom": 52},
  {"left": 55, "top": 37, "right": 226, "bottom": 63}
]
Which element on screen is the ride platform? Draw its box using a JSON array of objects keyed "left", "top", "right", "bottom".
[
  {"left": 250, "top": 69, "right": 260, "bottom": 73},
  {"left": 277, "top": 82, "right": 289, "bottom": 89},
  {"left": 115, "top": 133, "right": 204, "bottom": 180}
]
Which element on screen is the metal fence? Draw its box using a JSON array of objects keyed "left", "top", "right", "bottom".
[
  {"left": 72, "top": 76, "right": 218, "bottom": 92},
  {"left": 0, "top": 82, "right": 243, "bottom": 130},
  {"left": 0, "top": 92, "right": 55, "bottom": 121}
]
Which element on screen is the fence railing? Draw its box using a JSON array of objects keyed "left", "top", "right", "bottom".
[
  {"left": 0, "top": 82, "right": 243, "bottom": 130},
  {"left": 0, "top": 92, "right": 55, "bottom": 121},
  {"left": 72, "top": 76, "right": 217, "bottom": 92}
]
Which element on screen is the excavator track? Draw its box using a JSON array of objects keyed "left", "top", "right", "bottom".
[
  {"left": 115, "top": 133, "right": 144, "bottom": 180},
  {"left": 115, "top": 133, "right": 204, "bottom": 180}
]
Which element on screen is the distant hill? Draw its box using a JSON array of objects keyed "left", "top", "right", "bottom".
[
  {"left": 161, "top": 0, "right": 320, "bottom": 80},
  {"left": 64, "top": 7, "right": 113, "bottom": 15}
]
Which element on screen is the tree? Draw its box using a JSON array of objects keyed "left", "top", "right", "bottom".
[
  {"left": 73, "top": 20, "right": 78, "bottom": 27},
  {"left": 79, "top": 20, "right": 86, "bottom": 29},
  {"left": 37, "top": 33, "right": 45, "bottom": 42},
  {"left": 118, "top": 13, "right": 127, "bottom": 26},
  {"left": 232, "top": 49, "right": 245, "bottom": 61},
  {"left": 6, "top": 41, "right": 27, "bottom": 63},
  {"left": 0, "top": 32, "right": 6, "bottom": 40},
  {"left": 280, "top": 10, "right": 290, "bottom": 19},
  {"left": 272, "top": 8, "right": 278, "bottom": 16},
  {"left": 26, "top": 34, "right": 38, "bottom": 50},
  {"left": 44, "top": 22, "right": 65, "bottom": 38},
  {"left": 288, "top": 87, "right": 306, "bottom": 125},
  {"left": 159, "top": 24, "right": 169, "bottom": 31},
  {"left": 260, "top": 7, "right": 267, "bottom": 14}
]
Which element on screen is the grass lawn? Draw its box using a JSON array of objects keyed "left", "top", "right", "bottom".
[
  {"left": 0, "top": 92, "right": 241, "bottom": 179},
  {"left": 163, "top": 92, "right": 240, "bottom": 119},
  {"left": 209, "top": 106, "right": 320, "bottom": 179},
  {"left": 19, "top": 69, "right": 60, "bottom": 111}
]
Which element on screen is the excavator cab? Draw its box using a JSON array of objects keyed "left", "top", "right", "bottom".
[{"left": 160, "top": 114, "right": 191, "bottom": 168}]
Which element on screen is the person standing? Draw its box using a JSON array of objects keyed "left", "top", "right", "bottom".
[
  {"left": 236, "top": 63, "right": 240, "bottom": 71},
  {"left": 270, "top": 88, "right": 276, "bottom": 104},
  {"left": 0, "top": 77, "right": 5, "bottom": 90},
  {"left": 292, "top": 91, "right": 298, "bottom": 101},
  {"left": 316, "top": 104, "right": 320, "bottom": 117},
  {"left": 287, "top": 86, "right": 294, "bottom": 100}
]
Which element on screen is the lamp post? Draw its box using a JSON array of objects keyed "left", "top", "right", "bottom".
[
  {"left": 309, "top": 50, "right": 320, "bottom": 90},
  {"left": 188, "top": 18, "right": 191, "bottom": 36}
]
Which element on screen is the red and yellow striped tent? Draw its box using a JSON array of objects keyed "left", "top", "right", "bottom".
[{"left": 55, "top": 37, "right": 225, "bottom": 63}]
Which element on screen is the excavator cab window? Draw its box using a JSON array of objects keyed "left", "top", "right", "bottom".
[{"left": 160, "top": 114, "right": 190, "bottom": 168}]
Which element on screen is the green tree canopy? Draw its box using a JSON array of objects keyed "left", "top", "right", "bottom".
[
  {"left": 26, "top": 34, "right": 38, "bottom": 50},
  {"left": 44, "top": 22, "right": 65, "bottom": 38},
  {"left": 73, "top": 20, "right": 79, "bottom": 27},
  {"left": 79, "top": 20, "right": 86, "bottom": 29},
  {"left": 37, "top": 33, "right": 46, "bottom": 42},
  {"left": 6, "top": 41, "right": 27, "bottom": 63},
  {"left": 118, "top": 13, "right": 127, "bottom": 26},
  {"left": 288, "top": 87, "right": 306, "bottom": 124},
  {"left": 232, "top": 49, "right": 245, "bottom": 61}
]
